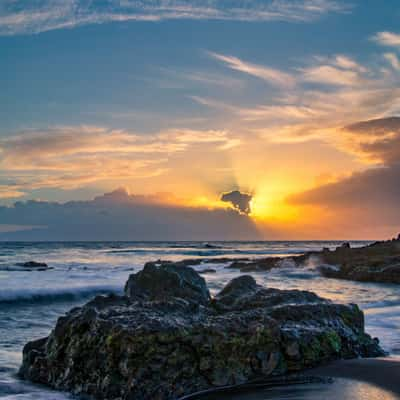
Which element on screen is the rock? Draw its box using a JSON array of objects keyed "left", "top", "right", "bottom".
[
  {"left": 224, "top": 236, "right": 400, "bottom": 284},
  {"left": 316, "top": 238, "right": 400, "bottom": 283},
  {"left": 16, "top": 261, "right": 48, "bottom": 268},
  {"left": 124, "top": 261, "right": 211, "bottom": 305},
  {"left": 19, "top": 264, "right": 384, "bottom": 400},
  {"left": 226, "top": 255, "right": 308, "bottom": 273},
  {"left": 15, "top": 261, "right": 52, "bottom": 271}
]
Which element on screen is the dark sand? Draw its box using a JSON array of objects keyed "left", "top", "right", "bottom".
[
  {"left": 183, "top": 358, "right": 400, "bottom": 399},
  {"left": 305, "top": 357, "right": 400, "bottom": 396}
]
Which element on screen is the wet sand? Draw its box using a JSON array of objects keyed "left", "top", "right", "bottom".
[
  {"left": 183, "top": 358, "right": 400, "bottom": 399},
  {"left": 306, "top": 357, "right": 400, "bottom": 396}
]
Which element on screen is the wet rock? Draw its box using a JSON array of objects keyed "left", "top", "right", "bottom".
[
  {"left": 15, "top": 261, "right": 52, "bottom": 271},
  {"left": 223, "top": 236, "right": 400, "bottom": 284},
  {"left": 124, "top": 261, "right": 210, "bottom": 305},
  {"left": 316, "top": 238, "right": 400, "bottom": 283},
  {"left": 20, "top": 264, "right": 384, "bottom": 400},
  {"left": 226, "top": 255, "right": 309, "bottom": 272}
]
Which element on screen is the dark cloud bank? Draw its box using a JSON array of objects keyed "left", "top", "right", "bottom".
[
  {"left": 289, "top": 116, "right": 400, "bottom": 229},
  {"left": 0, "top": 189, "right": 260, "bottom": 241}
]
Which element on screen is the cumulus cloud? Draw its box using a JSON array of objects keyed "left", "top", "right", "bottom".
[
  {"left": 0, "top": 189, "right": 260, "bottom": 241},
  {"left": 0, "top": 0, "right": 349, "bottom": 36},
  {"left": 372, "top": 31, "right": 400, "bottom": 47},
  {"left": 221, "top": 190, "right": 252, "bottom": 214}
]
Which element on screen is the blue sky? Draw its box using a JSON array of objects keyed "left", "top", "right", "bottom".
[
  {"left": 2, "top": 0, "right": 399, "bottom": 135},
  {"left": 1, "top": 1, "right": 400, "bottom": 239}
]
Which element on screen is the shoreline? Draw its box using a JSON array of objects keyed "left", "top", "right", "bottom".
[
  {"left": 182, "top": 357, "right": 400, "bottom": 399},
  {"left": 305, "top": 356, "right": 400, "bottom": 396}
]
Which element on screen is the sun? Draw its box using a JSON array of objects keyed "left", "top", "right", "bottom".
[{"left": 249, "top": 192, "right": 299, "bottom": 222}]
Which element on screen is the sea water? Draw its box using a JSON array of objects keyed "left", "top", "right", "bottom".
[{"left": 0, "top": 241, "right": 399, "bottom": 399}]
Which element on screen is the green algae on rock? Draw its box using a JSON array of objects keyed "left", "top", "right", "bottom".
[{"left": 19, "top": 263, "right": 384, "bottom": 400}]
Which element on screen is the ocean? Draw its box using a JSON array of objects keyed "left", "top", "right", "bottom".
[{"left": 0, "top": 241, "right": 399, "bottom": 399}]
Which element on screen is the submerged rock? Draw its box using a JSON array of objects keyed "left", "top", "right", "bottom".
[{"left": 19, "top": 264, "right": 384, "bottom": 400}]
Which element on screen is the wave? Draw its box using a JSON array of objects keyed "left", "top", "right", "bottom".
[
  {"left": 106, "top": 249, "right": 228, "bottom": 256},
  {"left": 167, "top": 243, "right": 226, "bottom": 249},
  {"left": 0, "top": 285, "right": 122, "bottom": 306},
  {"left": 363, "top": 299, "right": 400, "bottom": 310},
  {"left": 106, "top": 248, "right": 308, "bottom": 257}
]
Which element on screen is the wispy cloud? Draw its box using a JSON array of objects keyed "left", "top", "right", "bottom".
[
  {"left": 301, "top": 65, "right": 365, "bottom": 86},
  {"left": 384, "top": 53, "right": 400, "bottom": 70},
  {"left": 300, "top": 54, "right": 368, "bottom": 86},
  {"left": 197, "top": 47, "right": 400, "bottom": 154},
  {"left": 0, "top": 0, "right": 349, "bottom": 36},
  {"left": 372, "top": 31, "right": 400, "bottom": 47},
  {"left": 208, "top": 52, "right": 296, "bottom": 88},
  {"left": 0, "top": 126, "right": 240, "bottom": 195}
]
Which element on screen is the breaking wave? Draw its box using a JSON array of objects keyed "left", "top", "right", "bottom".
[{"left": 0, "top": 285, "right": 121, "bottom": 306}]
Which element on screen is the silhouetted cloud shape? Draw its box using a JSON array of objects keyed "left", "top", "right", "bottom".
[
  {"left": 221, "top": 190, "right": 252, "bottom": 214},
  {"left": 0, "top": 189, "right": 260, "bottom": 241}
]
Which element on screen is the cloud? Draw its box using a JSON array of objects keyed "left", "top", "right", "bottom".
[
  {"left": 342, "top": 116, "right": 400, "bottom": 164},
  {"left": 287, "top": 117, "right": 400, "bottom": 231},
  {"left": 0, "top": 0, "right": 349, "bottom": 36},
  {"left": 201, "top": 48, "right": 400, "bottom": 149},
  {"left": 334, "top": 55, "right": 366, "bottom": 71},
  {"left": 301, "top": 65, "right": 365, "bottom": 86},
  {"left": 372, "top": 31, "right": 400, "bottom": 47},
  {"left": 288, "top": 164, "right": 400, "bottom": 208},
  {"left": 221, "top": 190, "right": 252, "bottom": 214},
  {"left": 384, "top": 53, "right": 400, "bottom": 70},
  {"left": 0, "top": 189, "right": 260, "bottom": 240},
  {"left": 0, "top": 126, "right": 240, "bottom": 196},
  {"left": 209, "top": 52, "right": 296, "bottom": 88},
  {"left": 0, "top": 186, "right": 25, "bottom": 199},
  {"left": 300, "top": 54, "right": 368, "bottom": 87}
]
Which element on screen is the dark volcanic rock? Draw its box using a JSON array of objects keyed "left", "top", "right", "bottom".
[
  {"left": 224, "top": 236, "right": 400, "bottom": 284},
  {"left": 317, "top": 238, "right": 400, "bottom": 283},
  {"left": 226, "top": 255, "right": 309, "bottom": 273},
  {"left": 15, "top": 261, "right": 52, "bottom": 271},
  {"left": 124, "top": 261, "right": 210, "bottom": 305},
  {"left": 20, "top": 265, "right": 384, "bottom": 400}
]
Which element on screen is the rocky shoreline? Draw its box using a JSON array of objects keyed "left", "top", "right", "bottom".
[
  {"left": 20, "top": 262, "right": 383, "bottom": 400},
  {"left": 169, "top": 236, "right": 400, "bottom": 284}
]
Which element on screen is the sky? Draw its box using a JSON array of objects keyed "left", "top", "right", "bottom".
[{"left": 1, "top": 0, "right": 400, "bottom": 240}]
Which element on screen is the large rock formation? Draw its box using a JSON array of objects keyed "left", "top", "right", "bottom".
[
  {"left": 19, "top": 263, "right": 383, "bottom": 400},
  {"left": 225, "top": 236, "right": 400, "bottom": 284},
  {"left": 317, "top": 239, "right": 400, "bottom": 283}
]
